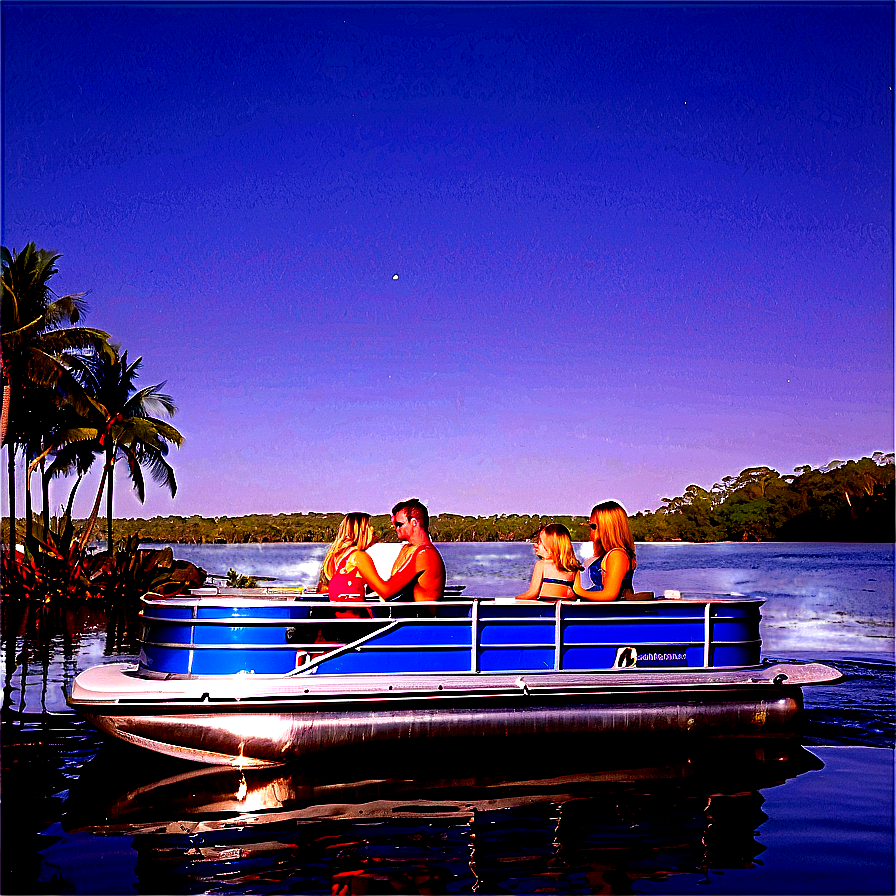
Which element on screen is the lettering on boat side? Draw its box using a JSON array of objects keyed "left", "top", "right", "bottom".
[
  {"left": 614, "top": 647, "right": 688, "bottom": 668},
  {"left": 639, "top": 651, "right": 688, "bottom": 664}
]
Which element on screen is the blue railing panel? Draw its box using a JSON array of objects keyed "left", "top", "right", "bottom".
[
  {"left": 560, "top": 645, "right": 622, "bottom": 669},
  {"left": 711, "top": 603, "right": 762, "bottom": 619},
  {"left": 191, "top": 624, "right": 289, "bottom": 646},
  {"left": 710, "top": 619, "right": 760, "bottom": 641},
  {"left": 194, "top": 604, "right": 294, "bottom": 620},
  {"left": 478, "top": 621, "right": 555, "bottom": 646},
  {"left": 143, "top": 622, "right": 194, "bottom": 644},
  {"left": 710, "top": 643, "right": 762, "bottom": 666},
  {"left": 478, "top": 604, "right": 555, "bottom": 620},
  {"left": 351, "top": 623, "right": 471, "bottom": 648},
  {"left": 562, "top": 619, "right": 704, "bottom": 643},
  {"left": 478, "top": 647, "right": 554, "bottom": 672},
  {"left": 138, "top": 645, "right": 190, "bottom": 674},
  {"left": 191, "top": 648, "right": 297, "bottom": 675},
  {"left": 561, "top": 643, "right": 703, "bottom": 669},
  {"left": 143, "top": 605, "right": 194, "bottom": 620},
  {"left": 563, "top": 603, "right": 705, "bottom": 621},
  {"left": 312, "top": 648, "right": 472, "bottom": 675}
]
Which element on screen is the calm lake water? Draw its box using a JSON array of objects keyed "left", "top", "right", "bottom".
[{"left": 2, "top": 542, "right": 893, "bottom": 895}]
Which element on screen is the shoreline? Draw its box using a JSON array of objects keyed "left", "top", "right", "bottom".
[{"left": 101, "top": 537, "right": 896, "bottom": 547}]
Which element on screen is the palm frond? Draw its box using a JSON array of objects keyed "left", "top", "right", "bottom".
[
  {"left": 43, "top": 293, "right": 88, "bottom": 328},
  {"left": 114, "top": 414, "right": 184, "bottom": 448},
  {"left": 150, "top": 419, "right": 185, "bottom": 446},
  {"left": 124, "top": 384, "right": 177, "bottom": 419},
  {"left": 1, "top": 313, "right": 47, "bottom": 341},
  {"left": 58, "top": 427, "right": 101, "bottom": 445},
  {"left": 23, "top": 349, "right": 84, "bottom": 392},
  {"left": 1, "top": 243, "right": 63, "bottom": 331},
  {"left": 136, "top": 446, "right": 178, "bottom": 496},
  {"left": 46, "top": 442, "right": 97, "bottom": 478},
  {"left": 117, "top": 443, "right": 147, "bottom": 502},
  {"left": 23, "top": 350, "right": 104, "bottom": 421},
  {"left": 33, "top": 327, "right": 112, "bottom": 356}
]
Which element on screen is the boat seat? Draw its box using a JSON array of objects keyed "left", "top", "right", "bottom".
[{"left": 624, "top": 591, "right": 656, "bottom": 601}]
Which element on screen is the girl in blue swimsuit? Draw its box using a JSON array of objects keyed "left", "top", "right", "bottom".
[{"left": 513, "top": 524, "right": 583, "bottom": 601}]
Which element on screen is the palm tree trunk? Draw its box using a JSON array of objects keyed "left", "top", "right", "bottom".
[
  {"left": 65, "top": 473, "right": 84, "bottom": 520},
  {"left": 79, "top": 462, "right": 109, "bottom": 548},
  {"left": 106, "top": 447, "right": 114, "bottom": 555},
  {"left": 41, "top": 459, "right": 50, "bottom": 534},
  {"left": 1, "top": 382, "right": 10, "bottom": 449},
  {"left": 24, "top": 446, "right": 54, "bottom": 546},
  {"left": 104, "top": 448, "right": 115, "bottom": 606},
  {"left": 6, "top": 444, "right": 16, "bottom": 575},
  {"left": 24, "top": 463, "right": 33, "bottom": 544}
]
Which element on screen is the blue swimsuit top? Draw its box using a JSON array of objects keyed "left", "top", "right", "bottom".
[
  {"left": 580, "top": 548, "right": 635, "bottom": 595},
  {"left": 537, "top": 573, "right": 576, "bottom": 602}
]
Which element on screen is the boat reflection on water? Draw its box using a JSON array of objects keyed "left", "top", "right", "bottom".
[{"left": 63, "top": 734, "right": 824, "bottom": 894}]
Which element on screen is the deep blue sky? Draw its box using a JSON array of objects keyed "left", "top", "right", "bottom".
[{"left": 3, "top": 3, "right": 893, "bottom": 520}]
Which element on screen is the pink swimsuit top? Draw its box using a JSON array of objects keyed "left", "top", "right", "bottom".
[
  {"left": 328, "top": 549, "right": 366, "bottom": 601},
  {"left": 328, "top": 549, "right": 371, "bottom": 618}
]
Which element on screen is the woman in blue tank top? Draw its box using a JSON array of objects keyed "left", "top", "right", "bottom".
[{"left": 572, "top": 501, "right": 636, "bottom": 601}]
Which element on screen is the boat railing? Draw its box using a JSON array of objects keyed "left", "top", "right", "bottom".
[{"left": 137, "top": 591, "right": 764, "bottom": 677}]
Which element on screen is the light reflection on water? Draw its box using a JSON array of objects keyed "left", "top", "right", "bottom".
[
  {"left": 1, "top": 543, "right": 893, "bottom": 895},
  {"left": 57, "top": 737, "right": 828, "bottom": 894}
]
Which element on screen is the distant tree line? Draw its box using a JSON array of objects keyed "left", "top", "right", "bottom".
[
  {"left": 630, "top": 454, "right": 894, "bottom": 543},
  {"left": 51, "top": 511, "right": 592, "bottom": 546},
  {"left": 9, "top": 453, "right": 889, "bottom": 546}
]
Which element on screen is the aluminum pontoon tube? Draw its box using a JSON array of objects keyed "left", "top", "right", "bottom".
[{"left": 77, "top": 689, "right": 803, "bottom": 767}]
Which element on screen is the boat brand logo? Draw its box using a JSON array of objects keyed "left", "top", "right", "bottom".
[{"left": 614, "top": 647, "right": 688, "bottom": 668}]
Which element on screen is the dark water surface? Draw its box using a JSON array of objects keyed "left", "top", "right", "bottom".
[{"left": 2, "top": 542, "right": 893, "bottom": 895}]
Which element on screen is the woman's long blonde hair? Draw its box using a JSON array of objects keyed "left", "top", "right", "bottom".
[
  {"left": 318, "top": 513, "right": 377, "bottom": 589},
  {"left": 590, "top": 501, "right": 636, "bottom": 566},
  {"left": 539, "top": 524, "right": 583, "bottom": 574}
]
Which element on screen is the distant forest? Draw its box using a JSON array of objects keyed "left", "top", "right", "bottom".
[
  {"left": 628, "top": 454, "right": 893, "bottom": 543},
  {"left": 22, "top": 453, "right": 889, "bottom": 546}
]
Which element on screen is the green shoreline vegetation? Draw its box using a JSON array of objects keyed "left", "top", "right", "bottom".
[
  {"left": 6, "top": 452, "right": 889, "bottom": 546},
  {"left": 2, "top": 243, "right": 189, "bottom": 606}
]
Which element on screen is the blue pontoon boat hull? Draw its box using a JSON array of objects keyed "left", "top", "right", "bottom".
[{"left": 68, "top": 590, "right": 842, "bottom": 766}]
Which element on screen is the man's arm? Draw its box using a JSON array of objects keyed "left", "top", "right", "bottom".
[
  {"left": 354, "top": 551, "right": 420, "bottom": 599},
  {"left": 355, "top": 551, "right": 389, "bottom": 597}
]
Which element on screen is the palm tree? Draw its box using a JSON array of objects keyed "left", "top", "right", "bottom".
[
  {"left": 23, "top": 386, "right": 99, "bottom": 543},
  {"left": 78, "top": 352, "right": 184, "bottom": 549},
  {"left": 1, "top": 243, "right": 112, "bottom": 564},
  {"left": 43, "top": 414, "right": 103, "bottom": 530},
  {"left": 31, "top": 350, "right": 107, "bottom": 534}
]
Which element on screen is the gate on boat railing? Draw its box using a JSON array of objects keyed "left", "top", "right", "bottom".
[{"left": 137, "top": 593, "right": 763, "bottom": 677}]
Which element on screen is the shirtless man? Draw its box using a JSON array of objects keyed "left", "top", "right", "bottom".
[{"left": 389, "top": 498, "right": 446, "bottom": 602}]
